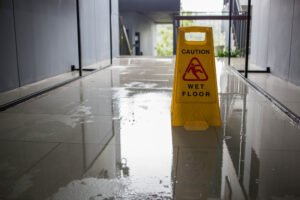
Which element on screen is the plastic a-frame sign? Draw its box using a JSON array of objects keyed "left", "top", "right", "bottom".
[{"left": 171, "top": 26, "right": 221, "bottom": 130}]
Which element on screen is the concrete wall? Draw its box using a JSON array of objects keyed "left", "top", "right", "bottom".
[
  {"left": 121, "top": 12, "right": 156, "bottom": 56},
  {"left": 0, "top": 0, "right": 119, "bottom": 92},
  {"left": 250, "top": 0, "right": 300, "bottom": 86}
]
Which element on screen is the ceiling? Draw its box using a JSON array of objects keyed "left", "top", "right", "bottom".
[{"left": 119, "top": 0, "right": 180, "bottom": 23}]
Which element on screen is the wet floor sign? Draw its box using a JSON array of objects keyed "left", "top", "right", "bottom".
[{"left": 171, "top": 26, "right": 221, "bottom": 130}]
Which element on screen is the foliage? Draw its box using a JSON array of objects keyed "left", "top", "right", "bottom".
[
  {"left": 181, "top": 19, "right": 196, "bottom": 27},
  {"left": 216, "top": 48, "right": 240, "bottom": 57},
  {"left": 155, "top": 25, "right": 173, "bottom": 56},
  {"left": 155, "top": 19, "right": 199, "bottom": 56}
]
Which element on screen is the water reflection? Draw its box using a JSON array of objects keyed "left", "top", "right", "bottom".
[
  {"left": 171, "top": 127, "right": 222, "bottom": 199},
  {"left": 2, "top": 58, "right": 300, "bottom": 200},
  {"left": 117, "top": 91, "right": 173, "bottom": 199},
  {"left": 219, "top": 65, "right": 250, "bottom": 200},
  {"left": 33, "top": 61, "right": 300, "bottom": 200},
  {"left": 219, "top": 64, "right": 300, "bottom": 200},
  {"left": 55, "top": 59, "right": 300, "bottom": 200}
]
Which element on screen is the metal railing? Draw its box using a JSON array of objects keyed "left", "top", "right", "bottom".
[{"left": 173, "top": 0, "right": 270, "bottom": 79}]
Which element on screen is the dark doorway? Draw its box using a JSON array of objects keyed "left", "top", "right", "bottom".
[{"left": 134, "top": 32, "right": 142, "bottom": 55}]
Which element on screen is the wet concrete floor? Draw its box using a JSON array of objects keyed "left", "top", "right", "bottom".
[{"left": 0, "top": 57, "right": 300, "bottom": 200}]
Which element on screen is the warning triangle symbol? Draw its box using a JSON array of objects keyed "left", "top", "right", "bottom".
[{"left": 183, "top": 57, "right": 208, "bottom": 81}]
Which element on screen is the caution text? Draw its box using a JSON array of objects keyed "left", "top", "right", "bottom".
[{"left": 181, "top": 49, "right": 210, "bottom": 55}]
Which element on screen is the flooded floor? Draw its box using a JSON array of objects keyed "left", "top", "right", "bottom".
[{"left": 0, "top": 57, "right": 300, "bottom": 200}]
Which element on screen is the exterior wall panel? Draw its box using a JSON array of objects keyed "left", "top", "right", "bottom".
[
  {"left": 289, "top": 0, "right": 300, "bottom": 85},
  {"left": 250, "top": 0, "right": 260, "bottom": 65},
  {"left": 0, "top": 0, "right": 118, "bottom": 92},
  {"left": 250, "top": 0, "right": 300, "bottom": 86},
  {"left": 112, "top": 0, "right": 120, "bottom": 57},
  {"left": 267, "top": 0, "right": 294, "bottom": 80},
  {"left": 15, "top": 0, "right": 78, "bottom": 85},
  {"left": 255, "top": 0, "right": 270, "bottom": 68},
  {"left": 80, "top": 0, "right": 112, "bottom": 66},
  {"left": 0, "top": 0, "right": 19, "bottom": 92},
  {"left": 80, "top": 0, "right": 97, "bottom": 66},
  {"left": 95, "top": 0, "right": 110, "bottom": 61}
]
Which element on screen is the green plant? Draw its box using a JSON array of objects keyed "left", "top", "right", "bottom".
[
  {"left": 231, "top": 49, "right": 240, "bottom": 57},
  {"left": 215, "top": 48, "right": 240, "bottom": 57},
  {"left": 156, "top": 25, "right": 173, "bottom": 56}
]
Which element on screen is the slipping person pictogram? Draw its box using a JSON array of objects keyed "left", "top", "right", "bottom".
[{"left": 183, "top": 57, "right": 208, "bottom": 81}]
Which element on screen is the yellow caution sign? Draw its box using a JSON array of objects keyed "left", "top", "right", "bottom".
[{"left": 171, "top": 26, "right": 221, "bottom": 130}]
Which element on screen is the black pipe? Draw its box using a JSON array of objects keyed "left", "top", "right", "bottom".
[
  {"left": 228, "top": 0, "right": 233, "bottom": 65},
  {"left": 173, "top": 18, "right": 180, "bottom": 55},
  {"left": 238, "top": 67, "right": 270, "bottom": 73},
  {"left": 173, "top": 15, "right": 248, "bottom": 20},
  {"left": 244, "top": 0, "right": 251, "bottom": 78},
  {"left": 173, "top": 19, "right": 177, "bottom": 55},
  {"left": 76, "top": 0, "right": 82, "bottom": 76},
  {"left": 109, "top": 0, "right": 113, "bottom": 64}
]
